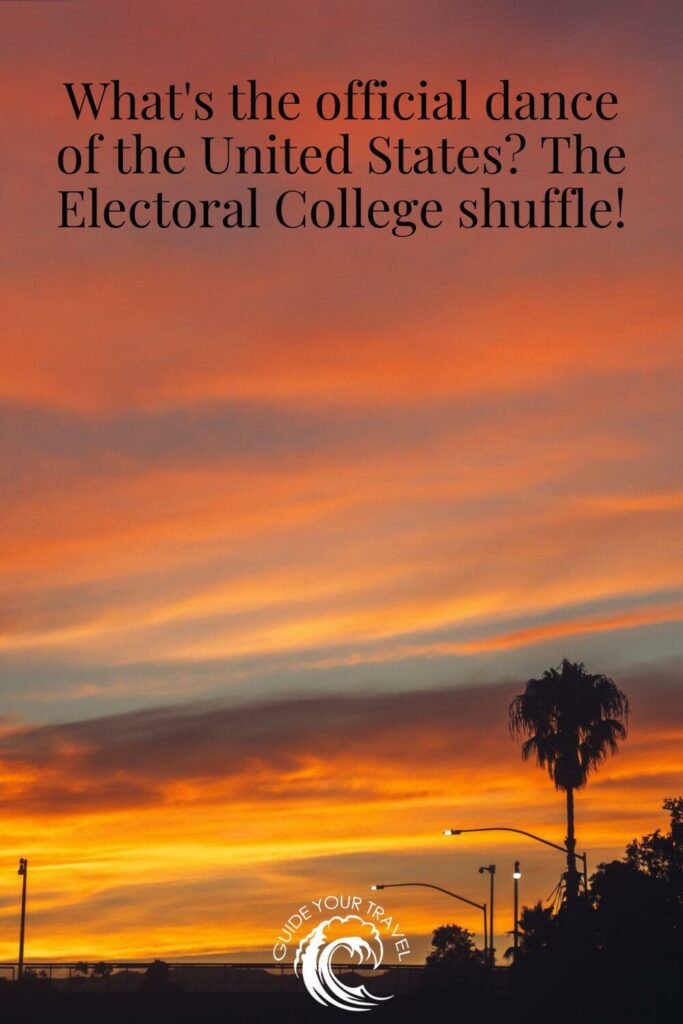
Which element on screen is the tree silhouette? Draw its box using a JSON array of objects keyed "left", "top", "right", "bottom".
[
  {"left": 504, "top": 901, "right": 556, "bottom": 960},
  {"left": 504, "top": 801, "right": 682, "bottom": 1023},
  {"left": 423, "top": 924, "right": 486, "bottom": 999},
  {"left": 426, "top": 923, "right": 486, "bottom": 966},
  {"left": 625, "top": 796, "right": 682, "bottom": 895},
  {"left": 143, "top": 959, "right": 173, "bottom": 992},
  {"left": 91, "top": 962, "right": 113, "bottom": 979},
  {"left": 509, "top": 659, "right": 629, "bottom": 906}
]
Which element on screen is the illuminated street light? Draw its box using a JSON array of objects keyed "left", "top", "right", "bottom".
[{"left": 513, "top": 861, "right": 521, "bottom": 955}]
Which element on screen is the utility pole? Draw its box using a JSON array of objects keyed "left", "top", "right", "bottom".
[
  {"left": 18, "top": 858, "right": 27, "bottom": 981},
  {"left": 479, "top": 864, "right": 496, "bottom": 966}
]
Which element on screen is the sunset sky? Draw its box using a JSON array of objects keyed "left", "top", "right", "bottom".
[{"left": 0, "top": 0, "right": 681, "bottom": 964}]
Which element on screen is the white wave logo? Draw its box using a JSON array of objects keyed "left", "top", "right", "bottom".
[{"left": 294, "top": 913, "right": 393, "bottom": 1012}]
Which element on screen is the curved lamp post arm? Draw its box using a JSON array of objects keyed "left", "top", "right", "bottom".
[
  {"left": 444, "top": 826, "right": 589, "bottom": 890},
  {"left": 374, "top": 881, "right": 485, "bottom": 912},
  {"left": 445, "top": 826, "right": 568, "bottom": 855},
  {"left": 372, "top": 881, "right": 489, "bottom": 962}
]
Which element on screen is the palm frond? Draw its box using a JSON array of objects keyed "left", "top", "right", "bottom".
[{"left": 508, "top": 659, "right": 629, "bottom": 792}]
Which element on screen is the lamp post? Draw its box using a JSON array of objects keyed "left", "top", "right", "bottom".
[
  {"left": 478, "top": 865, "right": 496, "bottom": 966},
  {"left": 17, "top": 858, "right": 27, "bottom": 981},
  {"left": 513, "top": 861, "right": 521, "bottom": 955},
  {"left": 443, "top": 826, "right": 588, "bottom": 893},
  {"left": 370, "top": 882, "right": 488, "bottom": 963}
]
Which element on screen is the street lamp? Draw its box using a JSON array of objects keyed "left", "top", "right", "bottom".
[
  {"left": 17, "top": 858, "right": 27, "bottom": 981},
  {"left": 513, "top": 861, "right": 521, "bottom": 955},
  {"left": 478, "top": 865, "right": 496, "bottom": 966},
  {"left": 369, "top": 882, "right": 488, "bottom": 963},
  {"left": 443, "top": 826, "right": 588, "bottom": 892}
]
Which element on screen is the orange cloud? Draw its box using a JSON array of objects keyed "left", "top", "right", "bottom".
[
  {"left": 0, "top": 676, "right": 679, "bottom": 959},
  {"left": 2, "top": 261, "right": 680, "bottom": 412}
]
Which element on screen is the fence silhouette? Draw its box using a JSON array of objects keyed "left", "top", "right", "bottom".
[{"left": 0, "top": 961, "right": 425, "bottom": 994}]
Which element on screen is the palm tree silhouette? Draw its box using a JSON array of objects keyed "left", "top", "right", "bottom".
[
  {"left": 509, "top": 659, "right": 630, "bottom": 907},
  {"left": 504, "top": 900, "right": 556, "bottom": 959}
]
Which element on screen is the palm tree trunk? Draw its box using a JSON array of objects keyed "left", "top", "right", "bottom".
[{"left": 565, "top": 786, "right": 580, "bottom": 907}]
